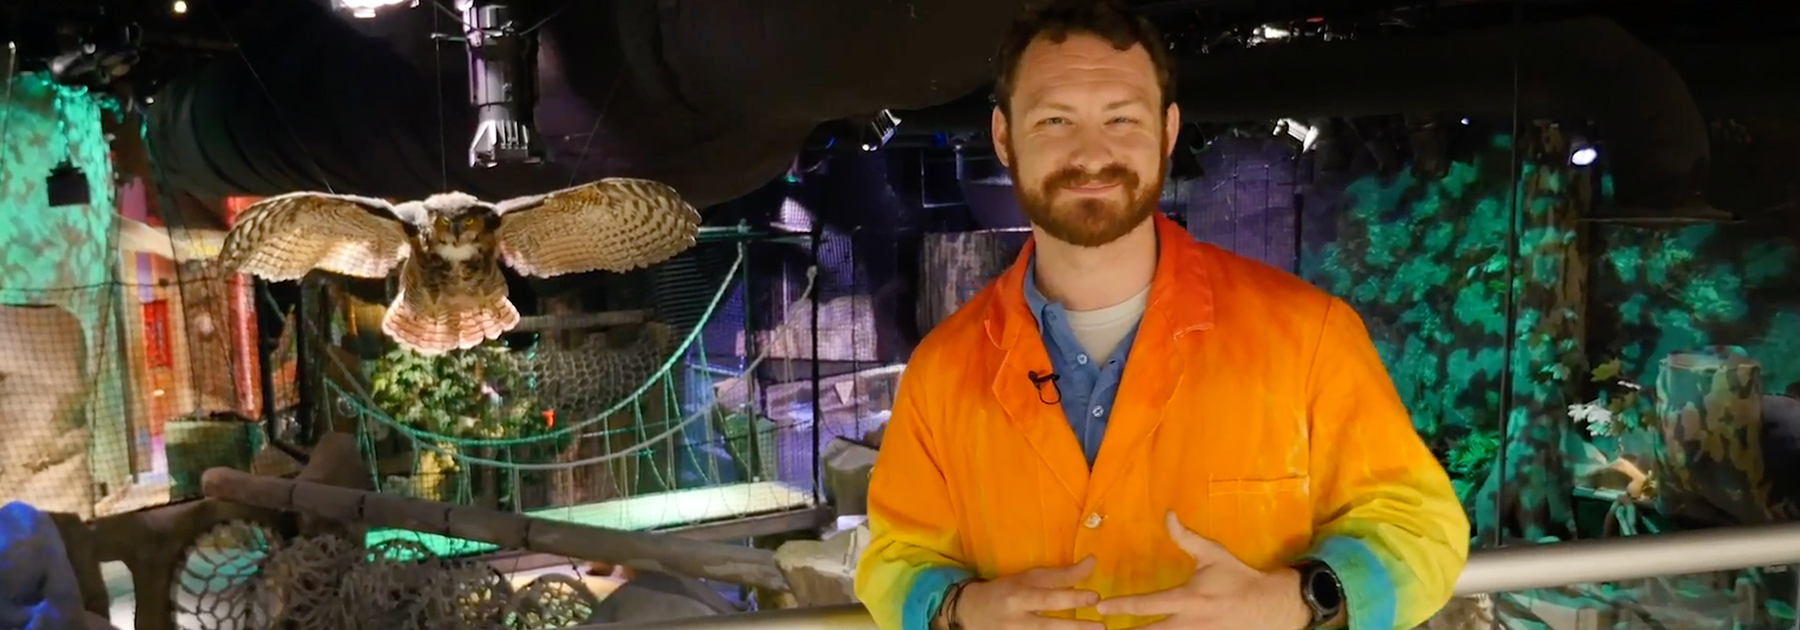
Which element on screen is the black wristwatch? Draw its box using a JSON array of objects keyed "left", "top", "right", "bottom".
[{"left": 1294, "top": 559, "right": 1345, "bottom": 630}]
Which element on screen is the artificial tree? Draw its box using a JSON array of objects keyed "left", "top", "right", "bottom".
[{"left": 368, "top": 343, "right": 559, "bottom": 507}]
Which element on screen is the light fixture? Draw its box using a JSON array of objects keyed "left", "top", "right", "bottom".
[
  {"left": 859, "top": 109, "right": 902, "bottom": 152},
  {"left": 172, "top": 1, "right": 188, "bottom": 15},
  {"left": 462, "top": 0, "right": 545, "bottom": 168},
  {"left": 1569, "top": 139, "right": 1598, "bottom": 167},
  {"left": 333, "top": 0, "right": 414, "bottom": 19},
  {"left": 46, "top": 160, "right": 90, "bottom": 207}
]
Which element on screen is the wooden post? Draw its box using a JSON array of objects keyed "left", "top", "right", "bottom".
[
  {"left": 200, "top": 467, "right": 790, "bottom": 591},
  {"left": 915, "top": 230, "right": 1029, "bottom": 336}
]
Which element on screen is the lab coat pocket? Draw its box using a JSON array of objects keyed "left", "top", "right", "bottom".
[{"left": 1203, "top": 476, "right": 1312, "bottom": 569}]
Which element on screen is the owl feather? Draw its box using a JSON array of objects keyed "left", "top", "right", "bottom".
[
  {"left": 217, "top": 192, "right": 414, "bottom": 280},
  {"left": 496, "top": 178, "right": 703, "bottom": 276}
]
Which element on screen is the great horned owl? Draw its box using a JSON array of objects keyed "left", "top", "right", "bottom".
[{"left": 218, "top": 178, "right": 701, "bottom": 355}]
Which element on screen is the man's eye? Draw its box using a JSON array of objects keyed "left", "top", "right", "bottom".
[
  {"left": 1109, "top": 117, "right": 1139, "bottom": 125},
  {"left": 1037, "top": 117, "right": 1068, "bottom": 126}
]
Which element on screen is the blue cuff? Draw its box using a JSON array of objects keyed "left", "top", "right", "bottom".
[
  {"left": 1307, "top": 535, "right": 1398, "bottom": 630},
  {"left": 901, "top": 566, "right": 975, "bottom": 630}
]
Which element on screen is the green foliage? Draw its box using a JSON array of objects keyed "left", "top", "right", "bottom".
[
  {"left": 1302, "top": 151, "right": 1526, "bottom": 494},
  {"left": 368, "top": 344, "right": 549, "bottom": 442},
  {"left": 1592, "top": 224, "right": 1800, "bottom": 396}
]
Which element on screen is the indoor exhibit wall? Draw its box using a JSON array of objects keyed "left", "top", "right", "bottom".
[{"left": 0, "top": 72, "right": 130, "bottom": 520}]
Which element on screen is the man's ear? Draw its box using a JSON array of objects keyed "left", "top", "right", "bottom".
[
  {"left": 1163, "top": 102, "right": 1182, "bottom": 157},
  {"left": 991, "top": 107, "right": 1012, "bottom": 168}
]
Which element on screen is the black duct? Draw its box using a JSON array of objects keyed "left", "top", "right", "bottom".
[
  {"left": 902, "top": 17, "right": 1709, "bottom": 213},
  {"left": 1174, "top": 16, "right": 1707, "bottom": 211},
  {"left": 143, "top": 0, "right": 1025, "bottom": 208}
]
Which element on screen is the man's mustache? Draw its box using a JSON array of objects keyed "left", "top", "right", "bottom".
[{"left": 1044, "top": 164, "right": 1138, "bottom": 190}]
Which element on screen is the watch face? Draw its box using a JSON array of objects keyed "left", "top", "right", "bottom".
[{"left": 1308, "top": 568, "right": 1344, "bottom": 611}]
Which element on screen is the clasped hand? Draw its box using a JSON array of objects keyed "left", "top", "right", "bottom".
[{"left": 954, "top": 512, "right": 1311, "bottom": 630}]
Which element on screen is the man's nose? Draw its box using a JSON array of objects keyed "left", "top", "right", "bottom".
[{"left": 1067, "top": 127, "right": 1114, "bottom": 172}]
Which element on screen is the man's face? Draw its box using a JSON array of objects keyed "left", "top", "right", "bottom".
[{"left": 993, "top": 32, "right": 1180, "bottom": 248}]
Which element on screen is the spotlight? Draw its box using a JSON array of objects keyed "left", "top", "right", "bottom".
[
  {"left": 46, "top": 160, "right": 89, "bottom": 207},
  {"left": 333, "top": 0, "right": 415, "bottom": 19},
  {"left": 1569, "top": 139, "right": 1598, "bottom": 167},
  {"left": 1275, "top": 118, "right": 1323, "bottom": 152},
  {"left": 461, "top": 0, "right": 545, "bottom": 168},
  {"left": 858, "top": 109, "right": 902, "bottom": 152}
]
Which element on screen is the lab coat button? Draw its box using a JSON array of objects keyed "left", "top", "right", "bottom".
[{"left": 1084, "top": 513, "right": 1103, "bottom": 529}]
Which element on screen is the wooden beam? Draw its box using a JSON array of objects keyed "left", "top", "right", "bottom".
[
  {"left": 511, "top": 309, "right": 651, "bottom": 332},
  {"left": 199, "top": 467, "right": 789, "bottom": 590}
]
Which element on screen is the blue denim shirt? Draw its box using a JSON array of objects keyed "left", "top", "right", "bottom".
[{"left": 1022, "top": 257, "right": 1140, "bottom": 467}]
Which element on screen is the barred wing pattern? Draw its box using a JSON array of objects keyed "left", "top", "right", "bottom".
[
  {"left": 494, "top": 178, "right": 702, "bottom": 278},
  {"left": 218, "top": 192, "right": 413, "bottom": 281}
]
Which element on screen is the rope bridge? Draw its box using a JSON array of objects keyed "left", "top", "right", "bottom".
[{"left": 304, "top": 237, "right": 826, "bottom": 559}]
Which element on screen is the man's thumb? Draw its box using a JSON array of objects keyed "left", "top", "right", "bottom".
[{"left": 1166, "top": 511, "right": 1224, "bottom": 562}]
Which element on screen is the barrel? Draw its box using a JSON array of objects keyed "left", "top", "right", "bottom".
[
  {"left": 915, "top": 229, "right": 1030, "bottom": 336},
  {"left": 1652, "top": 346, "right": 1768, "bottom": 525}
]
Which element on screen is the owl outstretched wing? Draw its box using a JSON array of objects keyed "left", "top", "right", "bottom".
[
  {"left": 218, "top": 192, "right": 414, "bottom": 281},
  {"left": 493, "top": 178, "right": 702, "bottom": 277}
]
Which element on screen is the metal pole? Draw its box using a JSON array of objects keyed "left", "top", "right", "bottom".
[{"left": 572, "top": 520, "right": 1800, "bottom": 630}]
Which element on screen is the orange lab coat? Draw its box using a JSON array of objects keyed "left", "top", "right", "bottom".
[{"left": 854, "top": 214, "right": 1468, "bottom": 630}]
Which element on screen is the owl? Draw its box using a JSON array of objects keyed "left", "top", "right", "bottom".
[{"left": 218, "top": 178, "right": 701, "bottom": 355}]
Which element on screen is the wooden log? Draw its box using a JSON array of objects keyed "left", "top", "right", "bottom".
[
  {"left": 513, "top": 309, "right": 651, "bottom": 332},
  {"left": 198, "top": 467, "right": 789, "bottom": 591},
  {"left": 915, "top": 229, "right": 1029, "bottom": 336},
  {"left": 1652, "top": 346, "right": 1768, "bottom": 525}
]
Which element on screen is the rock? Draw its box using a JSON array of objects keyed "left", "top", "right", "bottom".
[
  {"left": 1417, "top": 594, "right": 1493, "bottom": 630},
  {"left": 0, "top": 501, "right": 85, "bottom": 630},
  {"left": 822, "top": 438, "right": 878, "bottom": 516},
  {"left": 589, "top": 570, "right": 737, "bottom": 623},
  {"left": 772, "top": 522, "right": 870, "bottom": 606}
]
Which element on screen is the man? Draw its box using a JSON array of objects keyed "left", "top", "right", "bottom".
[{"left": 853, "top": 2, "right": 1469, "bottom": 630}]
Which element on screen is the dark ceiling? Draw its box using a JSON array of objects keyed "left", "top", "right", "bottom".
[{"left": 6, "top": 0, "right": 1800, "bottom": 223}]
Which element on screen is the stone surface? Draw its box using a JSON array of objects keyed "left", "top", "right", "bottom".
[
  {"left": 588, "top": 570, "right": 737, "bottom": 623},
  {"left": 822, "top": 437, "right": 878, "bottom": 517},
  {"left": 0, "top": 501, "right": 85, "bottom": 630},
  {"left": 773, "top": 522, "right": 869, "bottom": 606}
]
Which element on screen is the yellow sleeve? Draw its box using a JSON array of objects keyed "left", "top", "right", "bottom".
[
  {"left": 854, "top": 367, "right": 972, "bottom": 630},
  {"left": 1302, "top": 299, "right": 1471, "bottom": 630}
]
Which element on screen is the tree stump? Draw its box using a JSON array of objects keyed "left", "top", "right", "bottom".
[{"left": 1653, "top": 346, "right": 1768, "bottom": 525}]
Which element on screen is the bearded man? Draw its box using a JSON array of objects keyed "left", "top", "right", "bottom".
[{"left": 853, "top": 2, "right": 1468, "bottom": 630}]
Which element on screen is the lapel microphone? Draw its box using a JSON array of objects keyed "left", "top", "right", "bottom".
[{"left": 1028, "top": 371, "right": 1062, "bottom": 405}]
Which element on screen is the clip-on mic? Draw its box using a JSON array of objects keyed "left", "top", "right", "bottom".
[{"left": 1028, "top": 371, "right": 1062, "bottom": 405}]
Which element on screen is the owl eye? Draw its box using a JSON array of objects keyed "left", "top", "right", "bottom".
[
  {"left": 433, "top": 215, "right": 450, "bottom": 229},
  {"left": 461, "top": 216, "right": 481, "bottom": 230}
]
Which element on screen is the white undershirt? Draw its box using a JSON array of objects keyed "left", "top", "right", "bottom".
[{"left": 1064, "top": 285, "right": 1151, "bottom": 360}]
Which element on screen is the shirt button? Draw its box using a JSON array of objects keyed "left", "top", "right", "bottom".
[
  {"left": 1084, "top": 513, "right": 1103, "bottom": 529},
  {"left": 1076, "top": 354, "right": 1090, "bottom": 365},
  {"left": 1091, "top": 406, "right": 1105, "bottom": 417}
]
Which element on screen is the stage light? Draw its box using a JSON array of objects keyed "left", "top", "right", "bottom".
[
  {"left": 1570, "top": 140, "right": 1598, "bottom": 167},
  {"left": 46, "top": 160, "right": 90, "bottom": 207},
  {"left": 859, "top": 110, "right": 902, "bottom": 152},
  {"left": 172, "top": 1, "right": 188, "bottom": 15},
  {"left": 333, "top": 0, "right": 413, "bottom": 19},
  {"left": 462, "top": 0, "right": 545, "bottom": 168}
]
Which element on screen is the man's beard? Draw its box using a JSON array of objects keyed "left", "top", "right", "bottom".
[{"left": 1007, "top": 141, "right": 1165, "bottom": 248}]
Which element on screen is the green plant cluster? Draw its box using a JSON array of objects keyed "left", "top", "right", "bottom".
[{"left": 368, "top": 343, "right": 554, "bottom": 443}]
